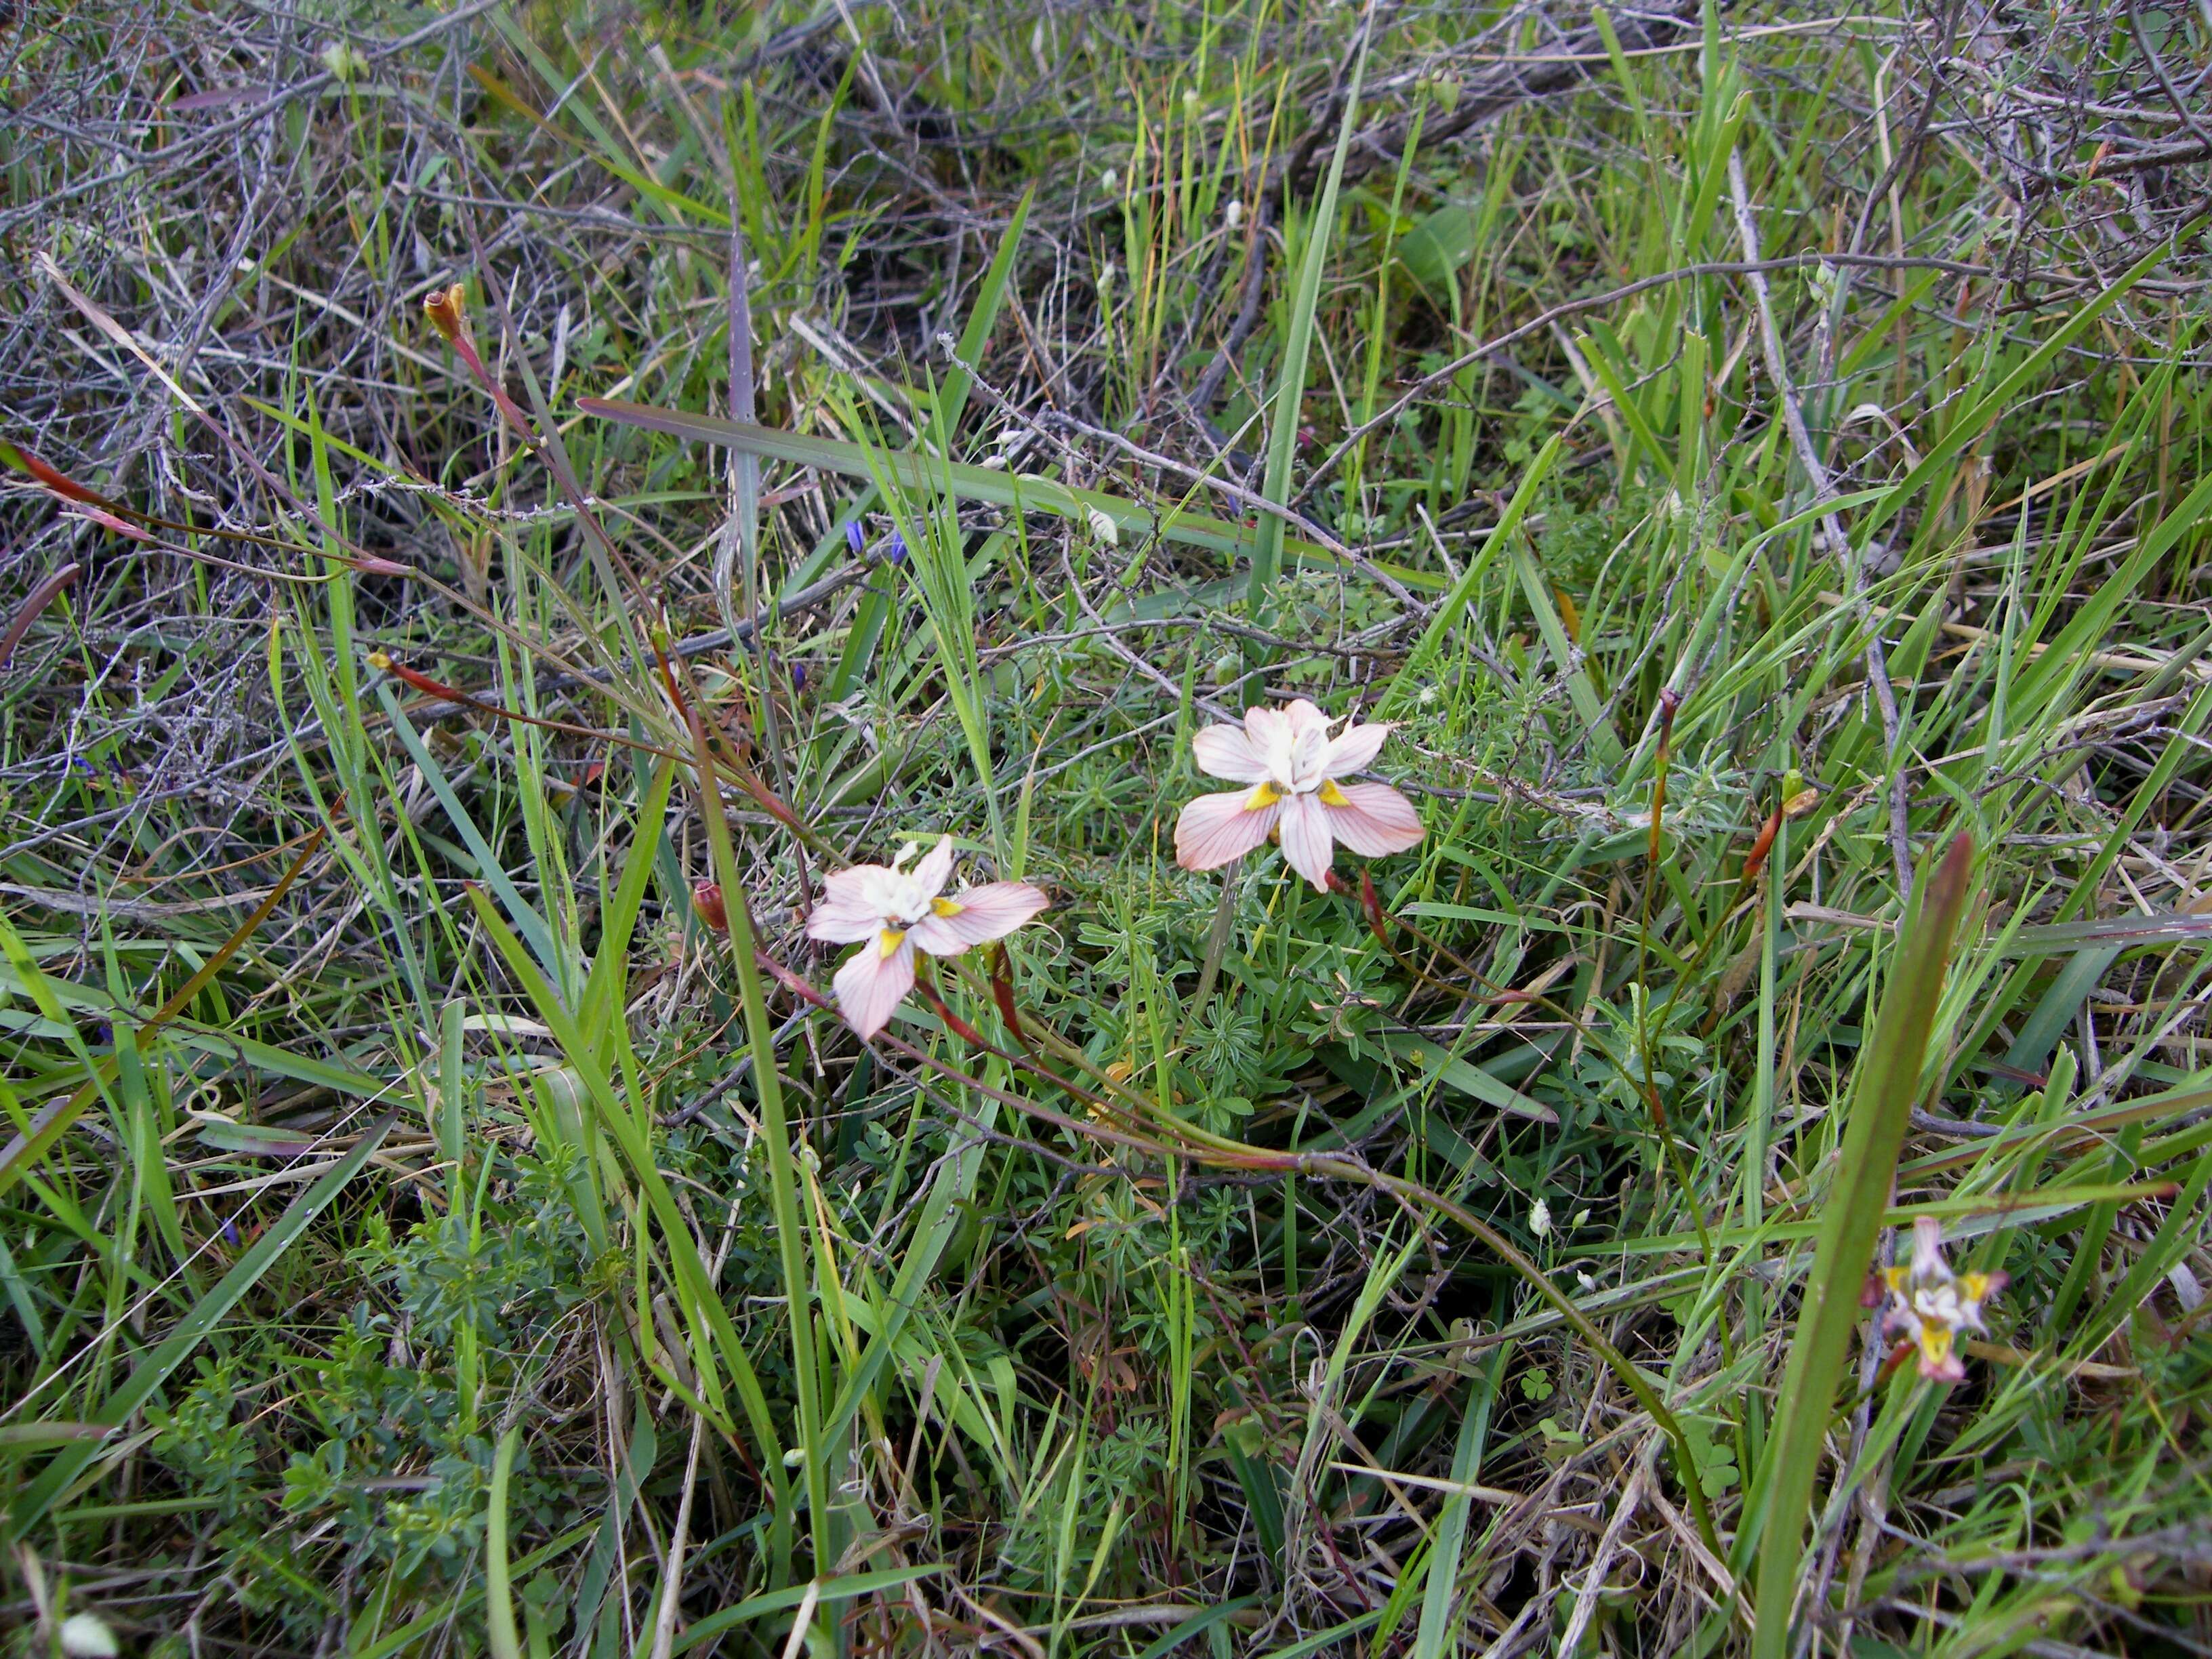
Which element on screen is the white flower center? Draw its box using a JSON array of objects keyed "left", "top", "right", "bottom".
[
  {"left": 857, "top": 866, "right": 936, "bottom": 926},
  {"left": 1261, "top": 719, "right": 1332, "bottom": 794},
  {"left": 1913, "top": 1284, "right": 1962, "bottom": 1328}
]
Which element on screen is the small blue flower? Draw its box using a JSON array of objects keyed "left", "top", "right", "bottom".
[
  {"left": 884, "top": 529, "right": 907, "bottom": 567},
  {"left": 792, "top": 660, "right": 808, "bottom": 692},
  {"left": 846, "top": 520, "right": 865, "bottom": 556}
]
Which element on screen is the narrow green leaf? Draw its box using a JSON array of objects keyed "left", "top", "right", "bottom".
[
  {"left": 578, "top": 398, "right": 1441, "bottom": 593},
  {"left": 1250, "top": 22, "right": 1371, "bottom": 614},
  {"left": 485, "top": 1426, "right": 524, "bottom": 1659},
  {"left": 670, "top": 1565, "right": 944, "bottom": 1653},
  {"left": 1749, "top": 832, "right": 1976, "bottom": 1654}
]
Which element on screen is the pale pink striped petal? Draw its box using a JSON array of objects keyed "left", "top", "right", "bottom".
[
  {"left": 832, "top": 933, "right": 916, "bottom": 1041},
  {"left": 820, "top": 863, "right": 887, "bottom": 910},
  {"left": 1240, "top": 703, "right": 1290, "bottom": 750},
  {"left": 1322, "top": 781, "right": 1425, "bottom": 857},
  {"left": 1910, "top": 1216, "right": 1947, "bottom": 1282},
  {"left": 912, "top": 834, "right": 957, "bottom": 899},
  {"left": 1175, "top": 789, "right": 1279, "bottom": 870},
  {"left": 1191, "top": 722, "right": 1271, "bottom": 783},
  {"left": 805, "top": 887, "right": 883, "bottom": 944},
  {"left": 909, "top": 882, "right": 1050, "bottom": 953},
  {"left": 1276, "top": 790, "right": 1337, "bottom": 890},
  {"left": 1323, "top": 719, "right": 1391, "bottom": 777}
]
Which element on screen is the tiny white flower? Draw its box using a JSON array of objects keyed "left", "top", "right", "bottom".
[
  {"left": 1572, "top": 1207, "right": 1591, "bottom": 1230},
  {"left": 1098, "top": 261, "right": 1118, "bottom": 294},
  {"left": 1224, "top": 199, "right": 1244, "bottom": 231},
  {"left": 1101, "top": 169, "right": 1118, "bottom": 193},
  {"left": 1576, "top": 1270, "right": 1597, "bottom": 1292},
  {"left": 60, "top": 1615, "right": 119, "bottom": 1659},
  {"left": 1530, "top": 1198, "right": 1552, "bottom": 1238},
  {"left": 1085, "top": 506, "right": 1120, "bottom": 546},
  {"left": 1417, "top": 684, "right": 1439, "bottom": 706}
]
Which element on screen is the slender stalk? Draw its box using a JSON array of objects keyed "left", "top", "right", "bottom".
[{"left": 680, "top": 697, "right": 829, "bottom": 1576}]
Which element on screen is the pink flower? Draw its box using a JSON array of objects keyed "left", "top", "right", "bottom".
[
  {"left": 1174, "top": 699, "right": 1425, "bottom": 891},
  {"left": 1877, "top": 1217, "right": 2007, "bottom": 1382},
  {"left": 805, "top": 836, "right": 1048, "bottom": 1041}
]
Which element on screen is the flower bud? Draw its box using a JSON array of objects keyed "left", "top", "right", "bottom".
[
  {"left": 321, "top": 40, "right": 370, "bottom": 83},
  {"left": 60, "top": 1614, "right": 119, "bottom": 1659},
  {"left": 691, "top": 880, "right": 729, "bottom": 933},
  {"left": 423, "top": 283, "right": 467, "bottom": 346}
]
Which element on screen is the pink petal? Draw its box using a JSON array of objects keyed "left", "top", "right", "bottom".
[
  {"left": 1276, "top": 791, "right": 1337, "bottom": 890},
  {"left": 908, "top": 882, "right": 1050, "bottom": 953},
  {"left": 832, "top": 933, "right": 916, "bottom": 1041},
  {"left": 1240, "top": 703, "right": 1290, "bottom": 750},
  {"left": 1191, "top": 722, "right": 1271, "bottom": 783},
  {"left": 1175, "top": 788, "right": 1279, "bottom": 870},
  {"left": 821, "top": 863, "right": 887, "bottom": 909},
  {"left": 1323, "top": 719, "right": 1392, "bottom": 776},
  {"left": 1917, "top": 1347, "right": 1965, "bottom": 1384},
  {"left": 913, "top": 834, "right": 957, "bottom": 898},
  {"left": 1910, "top": 1216, "right": 1948, "bottom": 1282},
  {"left": 1322, "top": 782, "right": 1425, "bottom": 857},
  {"left": 806, "top": 887, "right": 883, "bottom": 945}
]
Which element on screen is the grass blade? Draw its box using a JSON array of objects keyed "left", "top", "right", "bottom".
[
  {"left": 1748, "top": 832, "right": 1976, "bottom": 1652},
  {"left": 1248, "top": 14, "right": 1372, "bottom": 616},
  {"left": 485, "top": 1425, "right": 524, "bottom": 1659},
  {"left": 577, "top": 398, "right": 1439, "bottom": 592}
]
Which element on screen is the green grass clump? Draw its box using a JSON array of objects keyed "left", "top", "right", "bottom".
[{"left": 3, "top": 1, "right": 2211, "bottom": 1654}]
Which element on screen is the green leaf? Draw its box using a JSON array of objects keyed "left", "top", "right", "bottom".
[
  {"left": 578, "top": 398, "right": 1441, "bottom": 594},
  {"left": 1396, "top": 204, "right": 1477, "bottom": 292},
  {"left": 1748, "top": 832, "right": 1976, "bottom": 1655}
]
